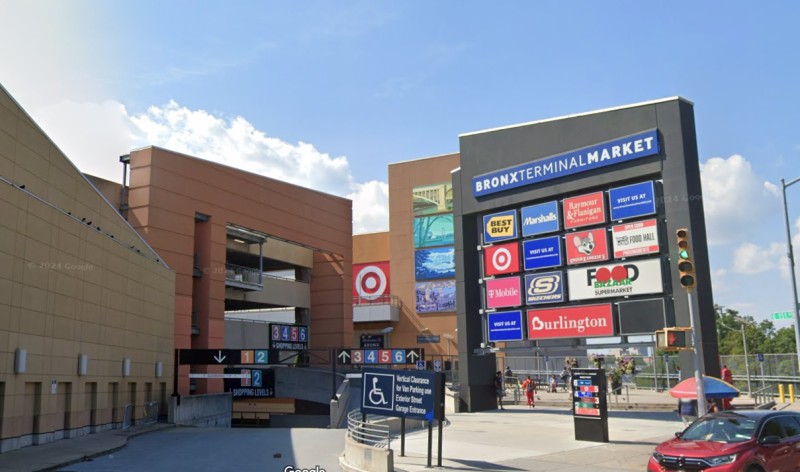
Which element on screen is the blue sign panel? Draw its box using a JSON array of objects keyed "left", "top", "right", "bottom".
[
  {"left": 524, "top": 271, "right": 565, "bottom": 305},
  {"left": 608, "top": 181, "right": 656, "bottom": 221},
  {"left": 522, "top": 236, "right": 562, "bottom": 271},
  {"left": 482, "top": 209, "right": 518, "bottom": 244},
  {"left": 521, "top": 201, "right": 560, "bottom": 237},
  {"left": 488, "top": 310, "right": 524, "bottom": 342},
  {"left": 361, "top": 368, "right": 441, "bottom": 421},
  {"left": 472, "top": 129, "right": 660, "bottom": 197}
]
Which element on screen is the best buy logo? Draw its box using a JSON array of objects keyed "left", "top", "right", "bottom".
[{"left": 486, "top": 216, "right": 514, "bottom": 236}]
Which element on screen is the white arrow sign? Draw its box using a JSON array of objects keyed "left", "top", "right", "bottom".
[
  {"left": 338, "top": 350, "right": 350, "bottom": 362},
  {"left": 407, "top": 350, "right": 420, "bottom": 363},
  {"left": 188, "top": 373, "right": 251, "bottom": 379},
  {"left": 213, "top": 350, "right": 226, "bottom": 363}
]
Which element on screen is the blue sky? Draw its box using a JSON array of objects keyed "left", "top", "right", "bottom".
[{"left": 2, "top": 1, "right": 799, "bottom": 324}]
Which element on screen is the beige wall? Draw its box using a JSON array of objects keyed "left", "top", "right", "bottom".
[
  {"left": 353, "top": 232, "right": 389, "bottom": 264},
  {"left": 388, "top": 154, "right": 460, "bottom": 355},
  {"left": 0, "top": 85, "right": 175, "bottom": 452}
]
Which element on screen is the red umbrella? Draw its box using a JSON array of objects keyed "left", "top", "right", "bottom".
[{"left": 669, "top": 375, "right": 740, "bottom": 399}]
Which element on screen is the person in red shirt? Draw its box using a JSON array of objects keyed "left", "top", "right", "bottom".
[
  {"left": 721, "top": 365, "right": 734, "bottom": 409},
  {"left": 522, "top": 376, "right": 536, "bottom": 408}
]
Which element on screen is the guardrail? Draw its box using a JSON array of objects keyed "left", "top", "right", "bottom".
[
  {"left": 141, "top": 401, "right": 159, "bottom": 425},
  {"left": 346, "top": 410, "right": 391, "bottom": 448},
  {"left": 752, "top": 385, "right": 776, "bottom": 407}
]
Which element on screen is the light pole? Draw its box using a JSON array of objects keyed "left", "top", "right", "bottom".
[
  {"left": 380, "top": 326, "right": 394, "bottom": 348},
  {"left": 780, "top": 177, "right": 800, "bottom": 372},
  {"left": 717, "top": 317, "right": 752, "bottom": 397},
  {"left": 442, "top": 333, "right": 454, "bottom": 358}
]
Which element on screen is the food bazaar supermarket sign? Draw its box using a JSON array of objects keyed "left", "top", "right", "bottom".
[{"left": 472, "top": 129, "right": 660, "bottom": 197}]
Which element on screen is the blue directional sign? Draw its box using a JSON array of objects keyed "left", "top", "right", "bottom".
[
  {"left": 608, "top": 181, "right": 656, "bottom": 221},
  {"left": 487, "top": 310, "right": 524, "bottom": 342},
  {"left": 361, "top": 368, "right": 443, "bottom": 421}
]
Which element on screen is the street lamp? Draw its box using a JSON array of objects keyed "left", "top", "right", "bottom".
[
  {"left": 380, "top": 326, "right": 394, "bottom": 348},
  {"left": 442, "top": 333, "right": 454, "bottom": 358},
  {"left": 780, "top": 177, "right": 800, "bottom": 372},
  {"left": 717, "top": 317, "right": 752, "bottom": 397}
]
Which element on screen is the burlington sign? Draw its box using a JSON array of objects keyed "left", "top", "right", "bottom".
[{"left": 527, "top": 304, "right": 614, "bottom": 340}]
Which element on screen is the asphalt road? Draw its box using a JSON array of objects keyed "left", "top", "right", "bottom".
[{"left": 59, "top": 427, "right": 346, "bottom": 472}]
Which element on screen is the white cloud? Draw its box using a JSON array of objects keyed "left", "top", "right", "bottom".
[
  {"left": 347, "top": 181, "right": 389, "bottom": 234},
  {"left": 700, "top": 155, "right": 780, "bottom": 245},
  {"left": 26, "top": 98, "right": 389, "bottom": 234},
  {"left": 731, "top": 242, "right": 785, "bottom": 274}
]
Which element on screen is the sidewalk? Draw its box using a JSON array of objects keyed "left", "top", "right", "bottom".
[
  {"left": 0, "top": 423, "right": 173, "bottom": 472},
  {"left": 1, "top": 389, "right": 796, "bottom": 472}
]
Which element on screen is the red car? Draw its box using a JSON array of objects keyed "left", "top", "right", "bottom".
[{"left": 648, "top": 410, "right": 800, "bottom": 472}]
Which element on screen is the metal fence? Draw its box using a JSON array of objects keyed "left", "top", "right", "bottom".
[
  {"left": 141, "top": 401, "right": 159, "bottom": 425},
  {"left": 505, "top": 353, "right": 800, "bottom": 395},
  {"left": 346, "top": 410, "right": 391, "bottom": 448}
]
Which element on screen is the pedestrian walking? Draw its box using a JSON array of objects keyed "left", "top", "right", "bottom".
[
  {"left": 494, "top": 371, "right": 506, "bottom": 410},
  {"left": 721, "top": 365, "right": 733, "bottom": 410},
  {"left": 522, "top": 376, "right": 536, "bottom": 408}
]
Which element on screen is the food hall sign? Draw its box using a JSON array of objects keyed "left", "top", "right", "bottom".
[{"left": 472, "top": 129, "right": 660, "bottom": 197}]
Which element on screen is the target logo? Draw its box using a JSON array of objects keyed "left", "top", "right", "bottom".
[
  {"left": 353, "top": 262, "right": 390, "bottom": 301},
  {"left": 484, "top": 242, "right": 520, "bottom": 276}
]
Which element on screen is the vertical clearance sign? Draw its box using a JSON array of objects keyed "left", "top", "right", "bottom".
[{"left": 361, "top": 368, "right": 443, "bottom": 422}]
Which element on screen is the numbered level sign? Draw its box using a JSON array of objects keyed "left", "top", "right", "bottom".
[
  {"left": 270, "top": 323, "right": 309, "bottom": 350},
  {"left": 337, "top": 348, "right": 424, "bottom": 365}
]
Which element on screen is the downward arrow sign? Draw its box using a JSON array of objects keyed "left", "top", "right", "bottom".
[{"left": 213, "top": 350, "right": 226, "bottom": 363}]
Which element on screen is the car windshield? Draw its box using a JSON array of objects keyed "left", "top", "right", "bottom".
[{"left": 681, "top": 415, "right": 757, "bottom": 443}]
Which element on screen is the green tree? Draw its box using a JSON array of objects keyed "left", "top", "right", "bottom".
[{"left": 714, "top": 304, "right": 796, "bottom": 355}]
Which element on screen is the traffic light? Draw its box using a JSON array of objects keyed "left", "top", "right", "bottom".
[
  {"left": 675, "top": 228, "right": 696, "bottom": 291},
  {"left": 656, "top": 327, "right": 691, "bottom": 351}
]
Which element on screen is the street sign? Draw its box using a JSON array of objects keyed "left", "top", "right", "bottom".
[
  {"left": 336, "top": 348, "right": 424, "bottom": 365},
  {"left": 361, "top": 368, "right": 444, "bottom": 421},
  {"left": 224, "top": 368, "right": 275, "bottom": 398},
  {"left": 771, "top": 311, "right": 793, "bottom": 320},
  {"left": 416, "top": 360, "right": 425, "bottom": 370},
  {"left": 433, "top": 359, "right": 442, "bottom": 372},
  {"left": 757, "top": 353, "right": 764, "bottom": 362},
  {"left": 188, "top": 373, "right": 251, "bottom": 379},
  {"left": 270, "top": 323, "right": 309, "bottom": 350},
  {"left": 178, "top": 349, "right": 280, "bottom": 365},
  {"left": 359, "top": 334, "right": 385, "bottom": 349}
]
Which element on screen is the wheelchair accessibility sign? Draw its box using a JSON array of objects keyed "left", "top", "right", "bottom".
[
  {"left": 360, "top": 367, "right": 444, "bottom": 421},
  {"left": 362, "top": 372, "right": 395, "bottom": 412}
]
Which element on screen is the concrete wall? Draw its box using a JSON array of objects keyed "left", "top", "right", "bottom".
[
  {"left": 340, "top": 435, "right": 393, "bottom": 472},
  {"left": 169, "top": 393, "right": 232, "bottom": 427},
  {"left": 0, "top": 85, "right": 175, "bottom": 453}
]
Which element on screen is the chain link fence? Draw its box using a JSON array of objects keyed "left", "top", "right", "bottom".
[{"left": 504, "top": 353, "right": 800, "bottom": 394}]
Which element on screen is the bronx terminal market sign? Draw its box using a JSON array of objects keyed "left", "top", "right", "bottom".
[
  {"left": 361, "top": 368, "right": 443, "bottom": 421},
  {"left": 472, "top": 129, "right": 660, "bottom": 197}
]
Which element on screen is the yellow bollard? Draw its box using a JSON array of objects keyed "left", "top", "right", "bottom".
[
  {"left": 778, "top": 384, "right": 785, "bottom": 403},
  {"left": 790, "top": 384, "right": 796, "bottom": 403}
]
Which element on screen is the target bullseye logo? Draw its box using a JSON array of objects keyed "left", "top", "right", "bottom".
[
  {"left": 492, "top": 248, "right": 512, "bottom": 271},
  {"left": 484, "top": 242, "right": 520, "bottom": 276},
  {"left": 353, "top": 262, "right": 390, "bottom": 300}
]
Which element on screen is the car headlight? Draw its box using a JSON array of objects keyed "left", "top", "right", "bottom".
[
  {"left": 705, "top": 454, "right": 737, "bottom": 466},
  {"left": 651, "top": 451, "right": 663, "bottom": 462}
]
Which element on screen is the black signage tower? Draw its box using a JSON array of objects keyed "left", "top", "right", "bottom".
[{"left": 571, "top": 368, "right": 609, "bottom": 442}]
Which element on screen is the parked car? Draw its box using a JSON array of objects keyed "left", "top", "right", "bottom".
[{"left": 648, "top": 410, "right": 800, "bottom": 472}]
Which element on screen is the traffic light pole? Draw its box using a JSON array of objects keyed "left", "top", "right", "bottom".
[{"left": 688, "top": 290, "right": 706, "bottom": 416}]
